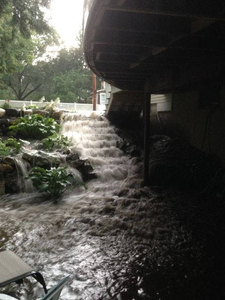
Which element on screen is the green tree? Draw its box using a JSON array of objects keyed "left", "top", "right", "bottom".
[
  {"left": 34, "top": 35, "right": 96, "bottom": 103},
  {"left": 0, "top": 0, "right": 56, "bottom": 74},
  {"left": 51, "top": 68, "right": 92, "bottom": 102},
  {"left": 0, "top": 30, "right": 98, "bottom": 102}
]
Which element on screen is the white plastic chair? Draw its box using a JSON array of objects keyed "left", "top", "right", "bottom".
[
  {"left": 0, "top": 294, "right": 17, "bottom": 300},
  {"left": 0, "top": 277, "right": 69, "bottom": 300},
  {"left": 41, "top": 276, "right": 69, "bottom": 300}
]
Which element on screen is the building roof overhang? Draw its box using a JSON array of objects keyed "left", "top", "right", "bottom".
[{"left": 84, "top": 0, "right": 225, "bottom": 93}]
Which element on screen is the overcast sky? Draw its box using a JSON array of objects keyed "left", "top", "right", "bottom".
[{"left": 49, "top": 0, "right": 84, "bottom": 47}]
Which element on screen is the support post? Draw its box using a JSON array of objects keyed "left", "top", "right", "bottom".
[
  {"left": 143, "top": 92, "right": 151, "bottom": 186},
  {"left": 92, "top": 73, "right": 97, "bottom": 111}
]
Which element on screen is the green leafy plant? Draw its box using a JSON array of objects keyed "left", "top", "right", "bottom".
[
  {"left": 42, "top": 134, "right": 70, "bottom": 151},
  {"left": 27, "top": 104, "right": 37, "bottom": 109},
  {"left": 0, "top": 138, "right": 22, "bottom": 156},
  {"left": 0, "top": 101, "right": 12, "bottom": 109},
  {"left": 9, "top": 114, "right": 60, "bottom": 139},
  {"left": 4, "top": 138, "right": 22, "bottom": 153},
  {"left": 27, "top": 167, "right": 76, "bottom": 200},
  {"left": 0, "top": 141, "right": 10, "bottom": 156}
]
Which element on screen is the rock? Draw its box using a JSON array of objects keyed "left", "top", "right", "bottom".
[
  {"left": 0, "top": 180, "right": 5, "bottom": 195},
  {"left": 24, "top": 109, "right": 33, "bottom": 115},
  {"left": 85, "top": 172, "right": 97, "bottom": 181},
  {"left": 22, "top": 152, "right": 33, "bottom": 164},
  {"left": 33, "top": 110, "right": 49, "bottom": 117},
  {"left": 0, "top": 119, "right": 10, "bottom": 133},
  {"left": 4, "top": 170, "right": 20, "bottom": 193},
  {"left": 67, "top": 158, "right": 96, "bottom": 181},
  {"left": 22, "top": 151, "right": 61, "bottom": 168},
  {"left": 66, "top": 152, "right": 80, "bottom": 162},
  {"left": 0, "top": 108, "right": 6, "bottom": 118},
  {"left": 129, "top": 145, "right": 141, "bottom": 157},
  {"left": 69, "top": 159, "right": 85, "bottom": 169},
  {"left": 2, "top": 157, "right": 15, "bottom": 167},
  {"left": 52, "top": 111, "right": 64, "bottom": 120},
  {"left": 0, "top": 163, "right": 13, "bottom": 173},
  {"left": 0, "top": 119, "right": 9, "bottom": 126},
  {"left": 5, "top": 108, "right": 21, "bottom": 117},
  {"left": 116, "top": 139, "right": 126, "bottom": 151}
]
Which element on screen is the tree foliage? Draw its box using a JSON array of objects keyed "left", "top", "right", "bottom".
[
  {"left": 1, "top": 47, "right": 95, "bottom": 101},
  {"left": 0, "top": 0, "right": 57, "bottom": 73},
  {"left": 0, "top": 4, "right": 96, "bottom": 103}
]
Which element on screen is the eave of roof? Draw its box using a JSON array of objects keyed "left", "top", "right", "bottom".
[{"left": 84, "top": 0, "right": 225, "bottom": 93}]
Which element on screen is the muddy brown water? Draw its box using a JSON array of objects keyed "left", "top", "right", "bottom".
[{"left": 0, "top": 113, "right": 222, "bottom": 299}]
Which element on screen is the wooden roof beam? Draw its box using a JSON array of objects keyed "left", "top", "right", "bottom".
[
  {"left": 93, "top": 40, "right": 223, "bottom": 56},
  {"left": 95, "top": 26, "right": 188, "bottom": 35},
  {"left": 152, "top": 17, "right": 221, "bottom": 56},
  {"left": 95, "top": 59, "right": 175, "bottom": 67},
  {"left": 131, "top": 16, "right": 222, "bottom": 66},
  {"left": 105, "top": 6, "right": 225, "bottom": 21},
  {"left": 116, "top": 0, "right": 127, "bottom": 6},
  {"left": 94, "top": 41, "right": 152, "bottom": 47}
]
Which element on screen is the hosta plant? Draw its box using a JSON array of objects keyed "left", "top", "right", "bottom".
[
  {"left": 9, "top": 114, "right": 60, "bottom": 139},
  {"left": 42, "top": 134, "right": 70, "bottom": 151},
  {"left": 0, "top": 141, "right": 10, "bottom": 156},
  {"left": 27, "top": 167, "right": 77, "bottom": 200},
  {"left": 0, "top": 138, "right": 22, "bottom": 156},
  {"left": 4, "top": 138, "right": 22, "bottom": 153}
]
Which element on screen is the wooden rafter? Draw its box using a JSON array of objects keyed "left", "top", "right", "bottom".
[
  {"left": 116, "top": 0, "right": 127, "bottom": 6},
  {"left": 93, "top": 41, "right": 225, "bottom": 53},
  {"left": 130, "top": 16, "right": 222, "bottom": 66},
  {"left": 85, "top": 0, "right": 225, "bottom": 92},
  {"left": 94, "top": 41, "right": 152, "bottom": 47},
  {"left": 95, "top": 26, "right": 188, "bottom": 35},
  {"left": 104, "top": 6, "right": 225, "bottom": 21}
]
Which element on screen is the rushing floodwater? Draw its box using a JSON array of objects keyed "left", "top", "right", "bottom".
[
  {"left": 0, "top": 112, "right": 145, "bottom": 299},
  {"left": 0, "top": 112, "right": 211, "bottom": 299}
]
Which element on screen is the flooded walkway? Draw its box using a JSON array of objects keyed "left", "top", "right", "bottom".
[{"left": 0, "top": 113, "right": 224, "bottom": 299}]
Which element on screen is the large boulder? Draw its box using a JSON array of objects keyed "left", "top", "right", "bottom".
[
  {"left": 0, "top": 119, "right": 10, "bottom": 134},
  {"left": 66, "top": 155, "right": 96, "bottom": 181},
  {"left": 5, "top": 108, "right": 21, "bottom": 117},
  {"left": 33, "top": 109, "right": 50, "bottom": 117},
  {"left": 4, "top": 170, "right": 20, "bottom": 193},
  {"left": 0, "top": 163, "right": 13, "bottom": 173},
  {"left": 0, "top": 108, "right": 6, "bottom": 118},
  {"left": 22, "top": 151, "right": 61, "bottom": 168}
]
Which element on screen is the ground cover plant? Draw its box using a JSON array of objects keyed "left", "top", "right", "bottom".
[
  {"left": 9, "top": 114, "right": 60, "bottom": 139},
  {"left": 0, "top": 138, "right": 22, "bottom": 156},
  {"left": 27, "top": 166, "right": 77, "bottom": 200},
  {"left": 41, "top": 133, "right": 70, "bottom": 151}
]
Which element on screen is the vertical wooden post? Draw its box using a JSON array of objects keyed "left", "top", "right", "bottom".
[
  {"left": 143, "top": 92, "right": 151, "bottom": 186},
  {"left": 92, "top": 73, "right": 97, "bottom": 111}
]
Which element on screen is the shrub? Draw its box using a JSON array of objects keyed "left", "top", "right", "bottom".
[
  {"left": 0, "top": 141, "right": 10, "bottom": 156},
  {"left": 0, "top": 138, "right": 22, "bottom": 156},
  {"left": 42, "top": 134, "right": 70, "bottom": 151},
  {"left": 4, "top": 138, "right": 22, "bottom": 153},
  {"left": 27, "top": 104, "right": 37, "bottom": 109},
  {"left": 27, "top": 167, "right": 77, "bottom": 200},
  {"left": 0, "top": 101, "right": 11, "bottom": 109},
  {"left": 9, "top": 114, "right": 60, "bottom": 139}
]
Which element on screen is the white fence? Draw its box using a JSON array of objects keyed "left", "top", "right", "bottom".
[{"left": 0, "top": 100, "right": 106, "bottom": 113}]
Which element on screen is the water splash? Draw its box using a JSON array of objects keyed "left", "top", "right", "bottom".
[{"left": 14, "top": 154, "right": 34, "bottom": 193}]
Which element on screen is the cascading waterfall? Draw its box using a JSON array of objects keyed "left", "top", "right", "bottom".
[
  {"left": 14, "top": 154, "right": 34, "bottom": 193},
  {"left": 61, "top": 112, "right": 143, "bottom": 195}
]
